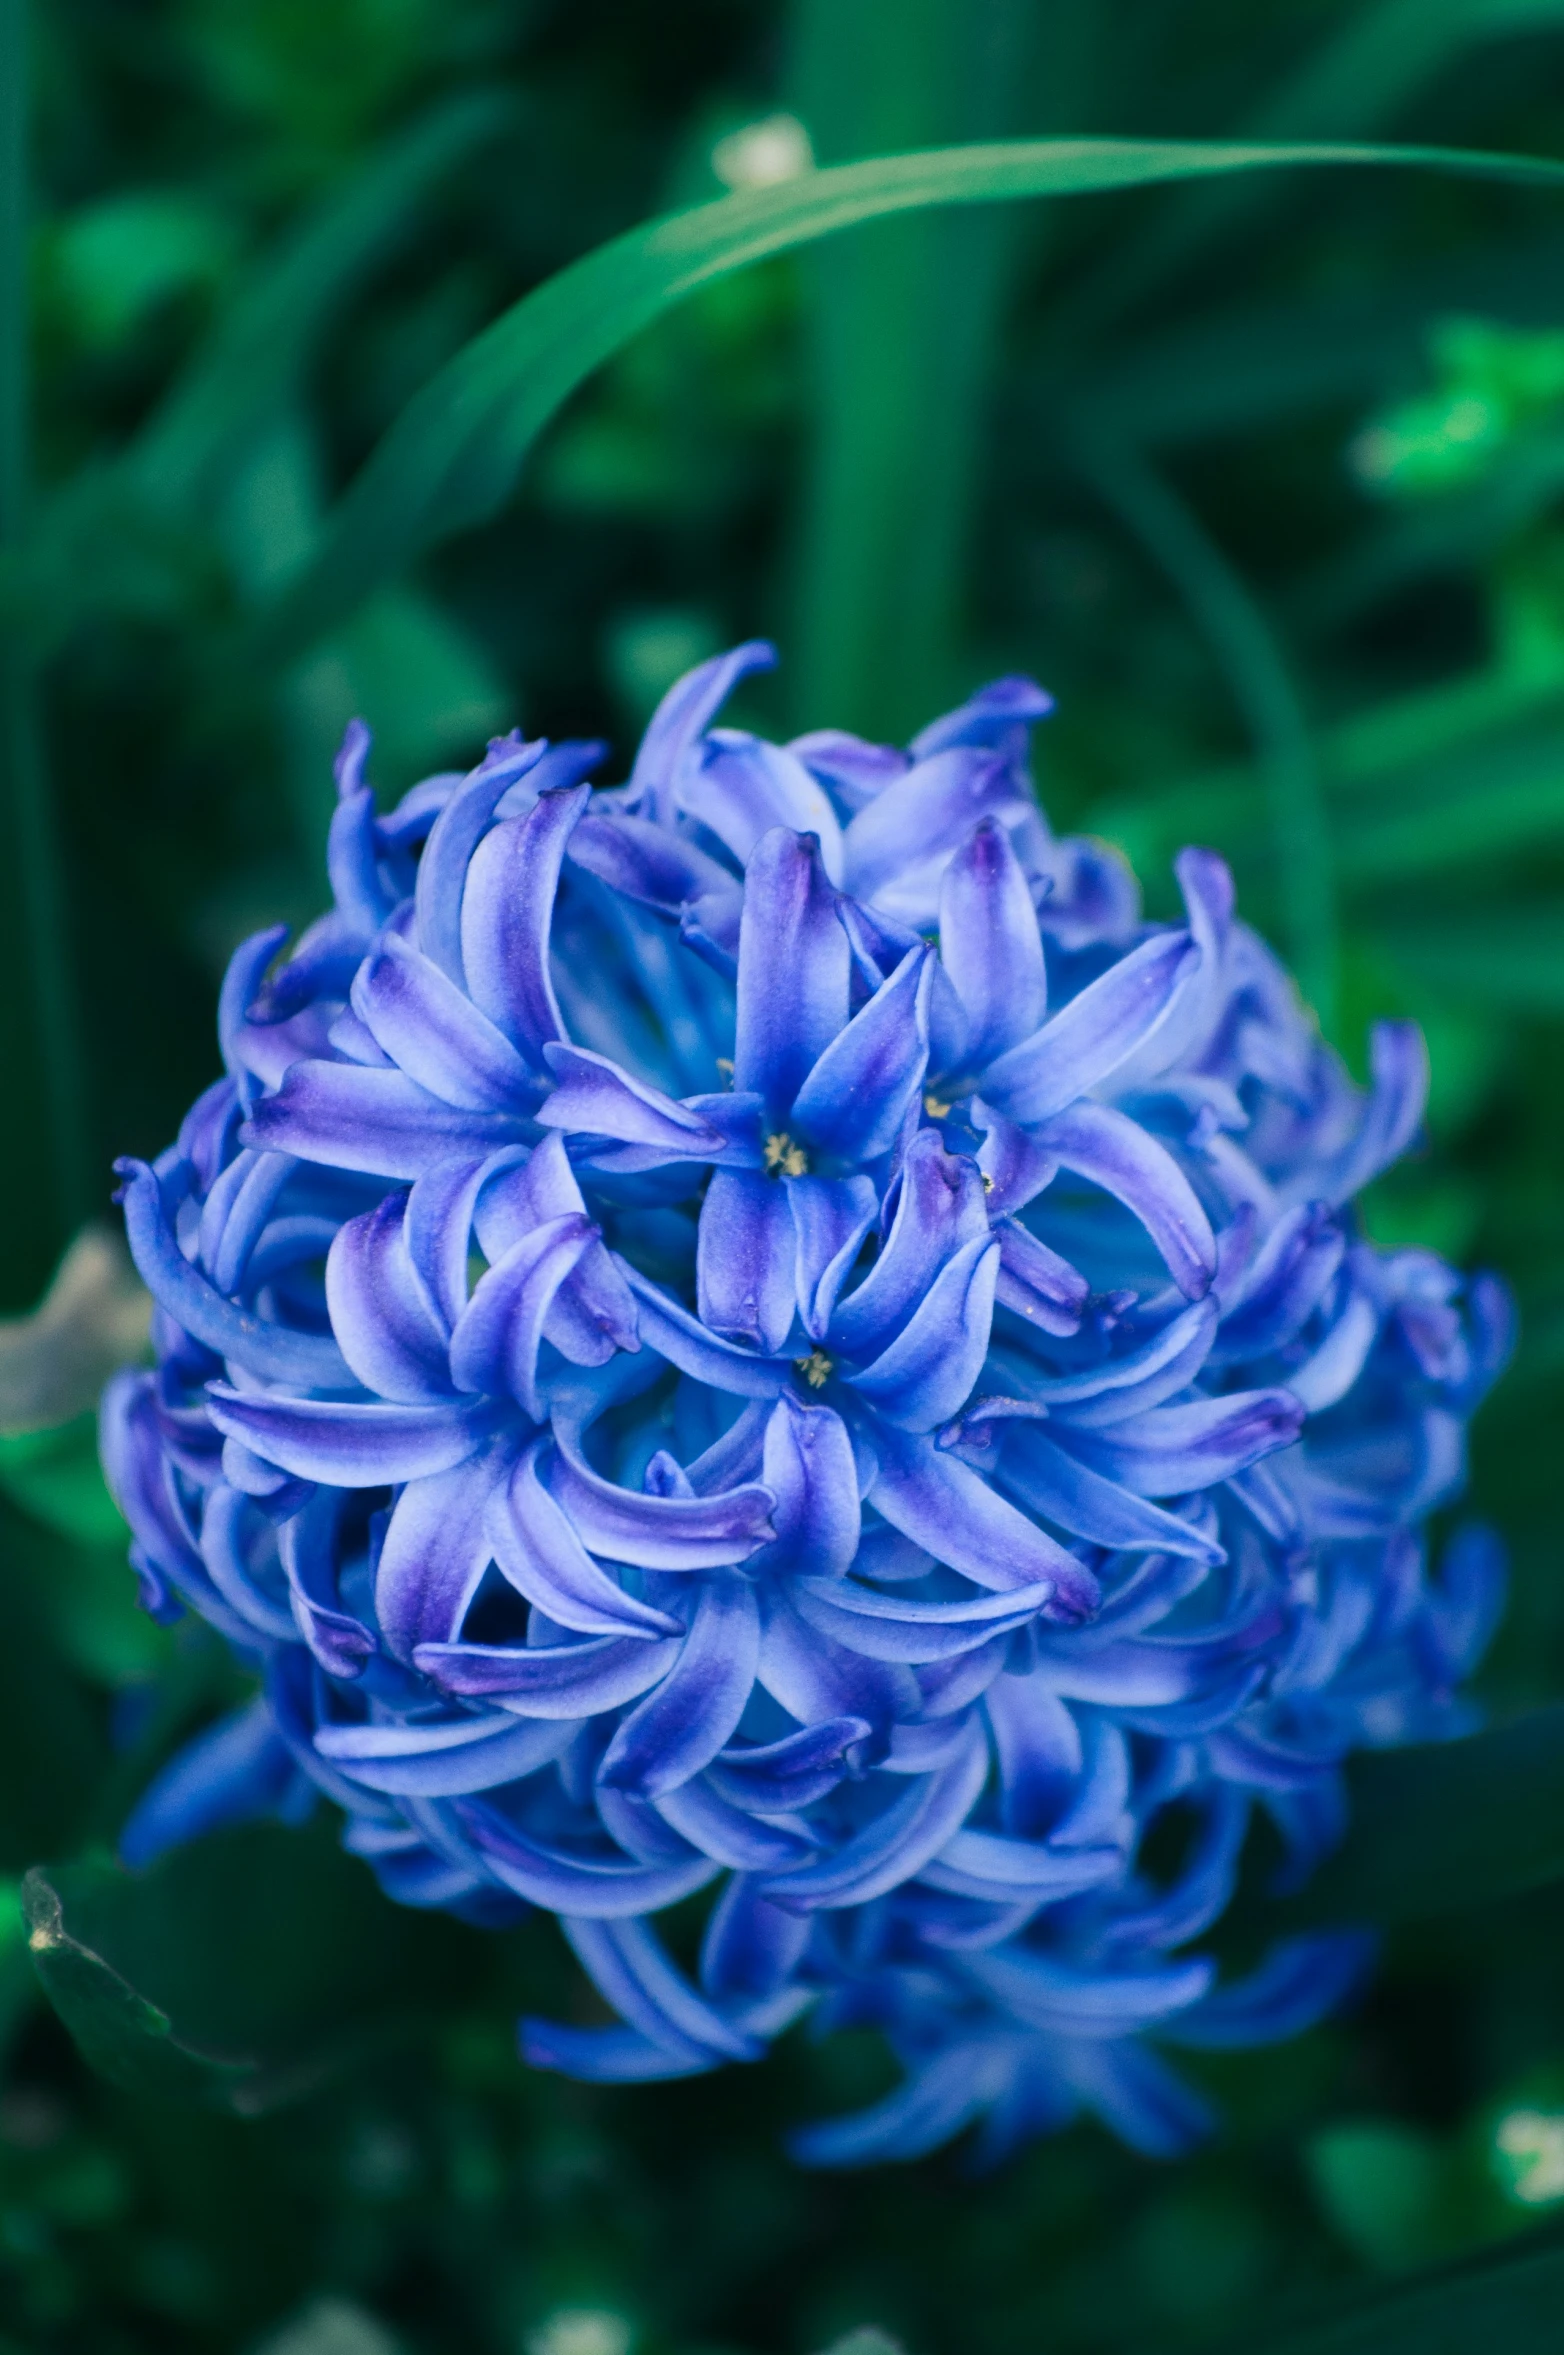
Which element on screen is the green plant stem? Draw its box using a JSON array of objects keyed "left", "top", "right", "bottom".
[
  {"left": 787, "top": 0, "right": 1058, "bottom": 740},
  {"left": 0, "top": 0, "right": 92, "bottom": 1283},
  {"left": 1076, "top": 426, "right": 1338, "bottom": 1033}
]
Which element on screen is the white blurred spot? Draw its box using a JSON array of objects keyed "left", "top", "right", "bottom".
[
  {"left": 711, "top": 113, "right": 815, "bottom": 192},
  {"left": 526, "top": 2312, "right": 633, "bottom": 2355},
  {"left": 1496, "top": 2108, "right": 1564, "bottom": 2203}
]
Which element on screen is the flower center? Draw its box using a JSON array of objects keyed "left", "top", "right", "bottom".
[
  {"left": 923, "top": 1090, "right": 952, "bottom": 1119},
  {"left": 764, "top": 1131, "right": 810, "bottom": 1178},
  {"left": 794, "top": 1349, "right": 834, "bottom": 1390}
]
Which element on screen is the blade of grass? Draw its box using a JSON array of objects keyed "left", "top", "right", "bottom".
[
  {"left": 1235, "top": 2226, "right": 1564, "bottom": 2355},
  {"left": 1074, "top": 426, "right": 1337, "bottom": 1030},
  {"left": 1055, "top": 0, "right": 1564, "bottom": 347},
  {"left": 787, "top": 0, "right": 1068, "bottom": 738},
  {"left": 0, "top": 0, "right": 90, "bottom": 1296},
  {"left": 129, "top": 87, "right": 517, "bottom": 514},
  {"left": 240, "top": 136, "right": 1564, "bottom": 681}
]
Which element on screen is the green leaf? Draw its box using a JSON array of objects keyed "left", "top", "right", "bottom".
[
  {"left": 248, "top": 137, "right": 1564, "bottom": 669},
  {"left": 23, "top": 1820, "right": 480, "bottom": 2114},
  {"left": 0, "top": 1413, "right": 125, "bottom": 1549},
  {"left": 129, "top": 87, "right": 517, "bottom": 514},
  {"left": 1093, "top": 664, "right": 1564, "bottom": 902},
  {"left": 1288, "top": 1705, "right": 1564, "bottom": 1924},
  {"left": 1374, "top": 906, "right": 1564, "bottom": 1012},
  {"left": 1243, "top": 2226, "right": 1564, "bottom": 2354}
]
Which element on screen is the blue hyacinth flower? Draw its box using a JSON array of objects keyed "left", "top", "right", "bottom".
[{"left": 104, "top": 643, "right": 1510, "bottom": 2165}]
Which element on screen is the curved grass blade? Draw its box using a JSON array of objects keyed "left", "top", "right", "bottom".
[
  {"left": 1055, "top": 0, "right": 1564, "bottom": 345},
  {"left": 249, "top": 137, "right": 1564, "bottom": 672},
  {"left": 1073, "top": 425, "right": 1336, "bottom": 1030},
  {"left": 1235, "top": 2224, "right": 1564, "bottom": 2355},
  {"left": 130, "top": 87, "right": 517, "bottom": 514}
]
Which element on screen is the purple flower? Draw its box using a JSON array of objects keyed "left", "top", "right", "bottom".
[{"left": 105, "top": 645, "right": 1509, "bottom": 2165}]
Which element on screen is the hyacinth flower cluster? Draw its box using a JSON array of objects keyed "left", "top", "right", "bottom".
[{"left": 104, "top": 642, "right": 1511, "bottom": 2166}]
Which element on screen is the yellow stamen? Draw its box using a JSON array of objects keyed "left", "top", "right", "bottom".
[
  {"left": 794, "top": 1349, "right": 834, "bottom": 1390},
  {"left": 764, "top": 1132, "right": 810, "bottom": 1178},
  {"left": 923, "top": 1091, "right": 952, "bottom": 1120},
  {"left": 981, "top": 1171, "right": 994, "bottom": 1194},
  {"left": 715, "top": 1056, "right": 734, "bottom": 1082}
]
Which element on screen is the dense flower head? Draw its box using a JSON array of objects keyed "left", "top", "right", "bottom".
[{"left": 104, "top": 641, "right": 1511, "bottom": 2165}]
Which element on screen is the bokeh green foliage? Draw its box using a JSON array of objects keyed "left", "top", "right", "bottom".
[{"left": 11, "top": 1, "right": 1564, "bottom": 2350}]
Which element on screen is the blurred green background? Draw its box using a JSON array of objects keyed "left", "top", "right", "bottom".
[{"left": 10, "top": 2, "right": 1564, "bottom": 2350}]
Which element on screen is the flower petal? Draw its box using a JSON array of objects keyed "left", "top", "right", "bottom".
[
  {"left": 416, "top": 735, "right": 545, "bottom": 984},
  {"left": 707, "top": 1717, "right": 872, "bottom": 1813},
  {"left": 993, "top": 1219, "right": 1089, "bottom": 1339},
  {"left": 967, "top": 1949, "right": 1214, "bottom": 2036},
  {"left": 654, "top": 1779, "right": 818, "bottom": 1870},
  {"left": 790, "top": 947, "right": 931, "bottom": 1167},
  {"left": 246, "top": 1062, "right": 530, "bottom": 1178},
  {"left": 749, "top": 1392, "right": 860, "bottom": 1580},
  {"left": 1032, "top": 1101, "right": 1216, "bottom": 1300},
  {"left": 374, "top": 1442, "right": 511, "bottom": 1659},
  {"left": 998, "top": 1429, "right": 1227, "bottom": 1562},
  {"left": 847, "top": 1235, "right": 998, "bottom": 1433},
  {"left": 789, "top": 1174, "right": 878, "bottom": 1342},
  {"left": 1025, "top": 1298, "right": 1219, "bottom": 1429},
  {"left": 459, "top": 785, "right": 588, "bottom": 1063},
  {"left": 326, "top": 1194, "right": 454, "bottom": 1404},
  {"left": 793, "top": 1574, "right": 1053, "bottom": 1664},
  {"left": 733, "top": 828, "right": 851, "bottom": 1116},
  {"left": 843, "top": 747, "right": 1020, "bottom": 905},
  {"left": 909, "top": 674, "right": 1054, "bottom": 758},
  {"left": 538, "top": 1045, "right": 727, "bottom": 1155},
  {"left": 1060, "top": 1389, "right": 1304, "bottom": 1498},
  {"left": 487, "top": 1440, "right": 679, "bottom": 1639},
  {"left": 314, "top": 1710, "right": 569, "bottom": 1796},
  {"left": 757, "top": 1591, "right": 917, "bottom": 1738},
  {"left": 119, "top": 1700, "right": 301, "bottom": 1869},
  {"left": 869, "top": 1421, "right": 1098, "bottom": 1615},
  {"left": 598, "top": 1574, "right": 760, "bottom": 1797},
  {"left": 829, "top": 1130, "right": 988, "bottom": 1359},
  {"left": 982, "top": 930, "right": 1197, "bottom": 1126},
  {"left": 448, "top": 1214, "right": 596, "bottom": 1417},
  {"left": 760, "top": 1718, "right": 988, "bottom": 1909},
  {"left": 545, "top": 1431, "right": 774, "bottom": 1569},
  {"left": 616, "top": 1265, "right": 792, "bottom": 1399},
  {"left": 275, "top": 1486, "right": 377, "bottom": 1675},
  {"left": 679, "top": 732, "right": 845, "bottom": 883},
  {"left": 205, "top": 1385, "right": 501, "bottom": 1485},
  {"left": 939, "top": 817, "right": 1047, "bottom": 1069},
  {"left": 1318, "top": 1020, "right": 1428, "bottom": 1205},
  {"left": 1163, "top": 1933, "right": 1374, "bottom": 2050},
  {"left": 116, "top": 1160, "right": 351, "bottom": 1389},
  {"left": 416, "top": 1631, "right": 679, "bottom": 1715},
  {"left": 566, "top": 808, "right": 734, "bottom": 914},
  {"left": 628, "top": 639, "right": 777, "bottom": 812},
  {"left": 564, "top": 1917, "right": 761, "bottom": 2062},
  {"left": 456, "top": 1802, "right": 718, "bottom": 1916},
  {"left": 353, "top": 932, "right": 538, "bottom": 1112},
  {"left": 920, "top": 1830, "right": 1122, "bottom": 1901},
  {"left": 697, "top": 1169, "right": 797, "bottom": 1353}
]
